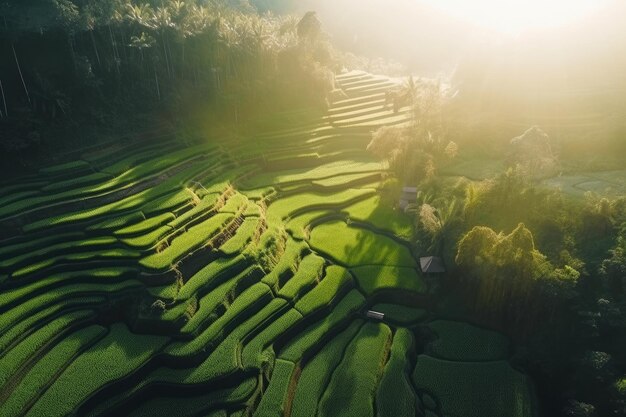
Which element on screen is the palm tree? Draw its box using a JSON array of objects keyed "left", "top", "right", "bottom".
[
  {"left": 124, "top": 2, "right": 154, "bottom": 29},
  {"left": 151, "top": 5, "right": 174, "bottom": 78},
  {"left": 408, "top": 198, "right": 459, "bottom": 254}
]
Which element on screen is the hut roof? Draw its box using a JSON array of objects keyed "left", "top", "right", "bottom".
[{"left": 420, "top": 256, "right": 446, "bottom": 273}]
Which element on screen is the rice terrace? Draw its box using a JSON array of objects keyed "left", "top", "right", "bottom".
[{"left": 1, "top": 1, "right": 625, "bottom": 417}]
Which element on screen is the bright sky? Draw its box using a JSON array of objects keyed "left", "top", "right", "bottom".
[{"left": 420, "top": 0, "right": 610, "bottom": 34}]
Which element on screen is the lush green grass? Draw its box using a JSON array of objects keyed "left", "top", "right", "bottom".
[
  {"left": 294, "top": 265, "right": 353, "bottom": 315},
  {"left": 165, "top": 193, "right": 220, "bottom": 230},
  {"left": 280, "top": 289, "right": 366, "bottom": 363},
  {"left": 309, "top": 221, "right": 416, "bottom": 267},
  {"left": 115, "top": 213, "right": 176, "bottom": 236},
  {"left": 87, "top": 211, "right": 145, "bottom": 232},
  {"left": 11, "top": 248, "right": 140, "bottom": 278},
  {"left": 0, "top": 70, "right": 543, "bottom": 415},
  {"left": 241, "top": 160, "right": 383, "bottom": 189},
  {"left": 426, "top": 320, "right": 510, "bottom": 361},
  {"left": 253, "top": 359, "right": 296, "bottom": 417},
  {"left": 317, "top": 322, "right": 392, "bottom": 417},
  {"left": 120, "top": 225, "right": 173, "bottom": 249},
  {"left": 278, "top": 254, "right": 325, "bottom": 300},
  {"left": 285, "top": 210, "right": 333, "bottom": 240},
  {"left": 127, "top": 377, "right": 257, "bottom": 417},
  {"left": 370, "top": 303, "right": 428, "bottom": 324},
  {"left": 0, "top": 310, "right": 95, "bottom": 389},
  {"left": 0, "top": 236, "right": 118, "bottom": 271},
  {"left": 167, "top": 283, "right": 273, "bottom": 358},
  {"left": 220, "top": 193, "right": 249, "bottom": 214},
  {"left": 261, "top": 238, "right": 308, "bottom": 290},
  {"left": 0, "top": 232, "right": 83, "bottom": 259},
  {"left": 184, "top": 298, "right": 288, "bottom": 383},
  {"left": 291, "top": 320, "right": 364, "bottom": 417},
  {"left": 0, "top": 297, "right": 104, "bottom": 354},
  {"left": 220, "top": 217, "right": 260, "bottom": 256},
  {"left": 0, "top": 268, "right": 136, "bottom": 312},
  {"left": 140, "top": 213, "right": 234, "bottom": 271},
  {"left": 41, "top": 172, "right": 113, "bottom": 192},
  {"left": 242, "top": 308, "right": 303, "bottom": 368},
  {"left": 39, "top": 160, "right": 90, "bottom": 175},
  {"left": 412, "top": 355, "right": 535, "bottom": 417},
  {"left": 440, "top": 158, "right": 505, "bottom": 180},
  {"left": 351, "top": 265, "right": 426, "bottom": 296},
  {"left": 21, "top": 161, "right": 208, "bottom": 231},
  {"left": 342, "top": 195, "right": 414, "bottom": 240},
  {"left": 0, "top": 325, "right": 107, "bottom": 416},
  {"left": 0, "top": 281, "right": 141, "bottom": 335},
  {"left": 28, "top": 323, "right": 168, "bottom": 416},
  {"left": 181, "top": 265, "right": 264, "bottom": 335},
  {"left": 376, "top": 328, "right": 418, "bottom": 417},
  {"left": 312, "top": 172, "right": 381, "bottom": 188},
  {"left": 267, "top": 188, "right": 374, "bottom": 220},
  {"left": 178, "top": 254, "right": 251, "bottom": 300}
]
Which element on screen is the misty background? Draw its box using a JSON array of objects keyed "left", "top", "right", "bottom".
[{"left": 253, "top": 0, "right": 626, "bottom": 158}]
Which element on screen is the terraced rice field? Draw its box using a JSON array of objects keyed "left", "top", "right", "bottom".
[
  {"left": 0, "top": 71, "right": 536, "bottom": 416},
  {"left": 542, "top": 170, "right": 626, "bottom": 198}
]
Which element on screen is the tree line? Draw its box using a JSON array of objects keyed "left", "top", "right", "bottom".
[
  {"left": 0, "top": 0, "right": 340, "bottom": 169},
  {"left": 367, "top": 77, "right": 626, "bottom": 416}
]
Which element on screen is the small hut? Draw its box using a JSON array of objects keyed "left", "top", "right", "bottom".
[
  {"left": 399, "top": 186, "right": 418, "bottom": 211},
  {"left": 420, "top": 256, "right": 446, "bottom": 274},
  {"left": 366, "top": 310, "right": 385, "bottom": 321}
]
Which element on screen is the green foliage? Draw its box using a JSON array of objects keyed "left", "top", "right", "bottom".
[
  {"left": 291, "top": 320, "right": 364, "bottom": 417},
  {"left": 370, "top": 303, "right": 427, "bottom": 325},
  {"left": 278, "top": 254, "right": 325, "bottom": 300},
  {"left": 0, "top": 280, "right": 140, "bottom": 335},
  {"left": 280, "top": 290, "right": 366, "bottom": 362},
  {"left": 0, "top": 297, "right": 104, "bottom": 354},
  {"left": 27, "top": 324, "right": 168, "bottom": 417},
  {"left": 309, "top": 221, "right": 416, "bottom": 267},
  {"left": 253, "top": 359, "right": 296, "bottom": 417},
  {"left": 189, "top": 298, "right": 289, "bottom": 382},
  {"left": 181, "top": 265, "right": 262, "bottom": 335},
  {"left": 241, "top": 160, "right": 382, "bottom": 189},
  {"left": 411, "top": 355, "right": 535, "bottom": 417},
  {"left": 454, "top": 223, "right": 573, "bottom": 335},
  {"left": 351, "top": 265, "right": 426, "bottom": 296},
  {"left": 376, "top": 328, "right": 417, "bottom": 417},
  {"left": 128, "top": 378, "right": 258, "bottom": 417},
  {"left": 140, "top": 213, "right": 234, "bottom": 271},
  {"left": 294, "top": 265, "right": 353, "bottom": 315},
  {"left": 317, "top": 322, "right": 392, "bottom": 417},
  {"left": 0, "top": 236, "right": 117, "bottom": 271},
  {"left": 167, "top": 282, "right": 273, "bottom": 358},
  {"left": 427, "top": 320, "right": 510, "bottom": 361},
  {"left": 115, "top": 212, "right": 176, "bottom": 236},
  {"left": 0, "top": 325, "right": 107, "bottom": 416},
  {"left": 285, "top": 210, "right": 333, "bottom": 240},
  {"left": 39, "top": 160, "right": 90, "bottom": 176},
  {"left": 267, "top": 188, "right": 375, "bottom": 220},
  {"left": 342, "top": 195, "right": 414, "bottom": 239},
  {"left": 242, "top": 309, "right": 302, "bottom": 368},
  {"left": 0, "top": 310, "right": 95, "bottom": 389},
  {"left": 220, "top": 217, "right": 261, "bottom": 256},
  {"left": 178, "top": 254, "right": 251, "bottom": 300}
]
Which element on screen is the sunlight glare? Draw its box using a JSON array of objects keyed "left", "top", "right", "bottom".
[{"left": 420, "top": 0, "right": 608, "bottom": 34}]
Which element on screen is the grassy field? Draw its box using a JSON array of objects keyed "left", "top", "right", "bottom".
[{"left": 0, "top": 71, "right": 536, "bottom": 416}]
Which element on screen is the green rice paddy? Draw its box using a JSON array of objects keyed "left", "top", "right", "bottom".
[{"left": 0, "top": 71, "right": 536, "bottom": 416}]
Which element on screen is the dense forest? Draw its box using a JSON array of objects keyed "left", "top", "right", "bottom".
[
  {"left": 0, "top": 0, "right": 343, "bottom": 170},
  {"left": 0, "top": 1, "right": 625, "bottom": 416}
]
